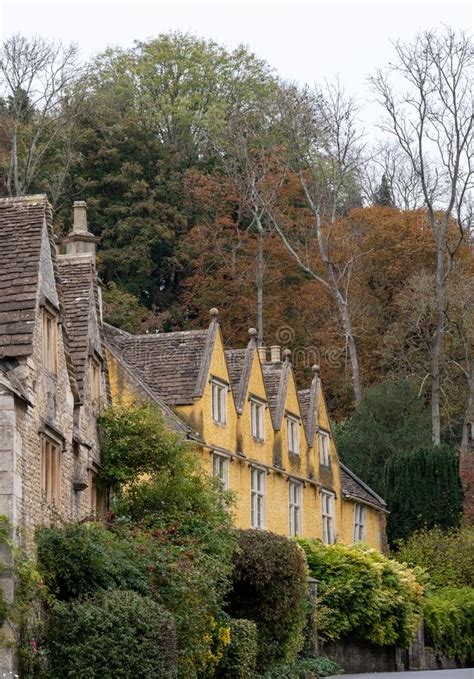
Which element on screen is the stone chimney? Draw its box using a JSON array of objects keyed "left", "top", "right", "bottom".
[
  {"left": 63, "top": 201, "right": 100, "bottom": 259},
  {"left": 270, "top": 345, "right": 281, "bottom": 363}
]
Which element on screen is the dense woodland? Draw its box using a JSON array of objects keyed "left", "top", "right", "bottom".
[{"left": 0, "top": 29, "right": 472, "bottom": 520}]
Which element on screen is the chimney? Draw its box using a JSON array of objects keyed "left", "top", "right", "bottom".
[
  {"left": 257, "top": 346, "right": 267, "bottom": 363},
  {"left": 270, "top": 345, "right": 281, "bottom": 363},
  {"left": 63, "top": 201, "right": 100, "bottom": 259}
]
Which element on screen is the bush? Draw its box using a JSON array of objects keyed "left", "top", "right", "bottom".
[
  {"left": 262, "top": 655, "right": 342, "bottom": 678},
  {"left": 216, "top": 618, "right": 258, "bottom": 678},
  {"left": 36, "top": 522, "right": 149, "bottom": 601},
  {"left": 383, "top": 444, "right": 463, "bottom": 544},
  {"left": 227, "top": 530, "right": 308, "bottom": 670},
  {"left": 423, "top": 587, "right": 474, "bottom": 662},
  {"left": 298, "top": 539, "right": 424, "bottom": 648},
  {"left": 394, "top": 526, "right": 474, "bottom": 588},
  {"left": 46, "top": 589, "right": 177, "bottom": 678}
]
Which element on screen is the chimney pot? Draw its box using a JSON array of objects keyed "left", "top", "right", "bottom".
[
  {"left": 270, "top": 345, "right": 281, "bottom": 363},
  {"left": 73, "top": 201, "right": 88, "bottom": 233},
  {"left": 257, "top": 346, "right": 267, "bottom": 363}
]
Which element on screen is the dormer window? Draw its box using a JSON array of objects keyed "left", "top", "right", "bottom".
[
  {"left": 42, "top": 308, "right": 57, "bottom": 373},
  {"left": 211, "top": 378, "right": 227, "bottom": 425},
  {"left": 286, "top": 414, "right": 300, "bottom": 455},
  {"left": 250, "top": 397, "right": 265, "bottom": 441},
  {"left": 40, "top": 435, "right": 61, "bottom": 504},
  {"left": 319, "top": 431, "right": 330, "bottom": 466},
  {"left": 90, "top": 356, "right": 101, "bottom": 407}
]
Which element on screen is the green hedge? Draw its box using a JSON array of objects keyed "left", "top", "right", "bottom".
[
  {"left": 423, "top": 587, "right": 474, "bottom": 662},
  {"left": 298, "top": 540, "right": 424, "bottom": 647},
  {"left": 227, "top": 530, "right": 308, "bottom": 670},
  {"left": 46, "top": 589, "right": 177, "bottom": 678},
  {"left": 216, "top": 618, "right": 258, "bottom": 678}
]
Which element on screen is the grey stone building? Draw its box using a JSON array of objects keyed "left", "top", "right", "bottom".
[{"left": 0, "top": 195, "right": 107, "bottom": 673}]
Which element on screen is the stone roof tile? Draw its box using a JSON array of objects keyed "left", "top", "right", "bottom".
[{"left": 340, "top": 463, "right": 386, "bottom": 509}]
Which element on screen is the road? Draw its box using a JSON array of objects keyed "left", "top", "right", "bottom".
[{"left": 333, "top": 670, "right": 473, "bottom": 679}]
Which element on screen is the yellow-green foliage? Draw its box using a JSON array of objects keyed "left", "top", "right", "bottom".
[
  {"left": 424, "top": 587, "right": 474, "bottom": 662},
  {"left": 298, "top": 540, "right": 424, "bottom": 648}
]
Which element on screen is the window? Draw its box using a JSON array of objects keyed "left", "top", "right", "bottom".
[
  {"left": 88, "top": 468, "right": 106, "bottom": 517},
  {"left": 42, "top": 309, "right": 57, "bottom": 373},
  {"left": 211, "top": 378, "right": 227, "bottom": 425},
  {"left": 318, "top": 431, "right": 330, "bottom": 466},
  {"left": 321, "top": 491, "right": 335, "bottom": 544},
  {"left": 250, "top": 398, "right": 265, "bottom": 441},
  {"left": 212, "top": 453, "right": 229, "bottom": 490},
  {"left": 289, "top": 480, "right": 302, "bottom": 537},
  {"left": 251, "top": 467, "right": 265, "bottom": 529},
  {"left": 286, "top": 415, "right": 300, "bottom": 455},
  {"left": 40, "top": 436, "right": 61, "bottom": 504},
  {"left": 353, "top": 503, "right": 366, "bottom": 542},
  {"left": 90, "top": 357, "right": 101, "bottom": 407}
]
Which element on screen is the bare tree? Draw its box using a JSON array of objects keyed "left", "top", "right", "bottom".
[
  {"left": 370, "top": 28, "right": 474, "bottom": 444},
  {"left": 0, "top": 34, "right": 83, "bottom": 200}
]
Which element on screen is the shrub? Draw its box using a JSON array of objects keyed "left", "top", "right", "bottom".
[
  {"left": 216, "top": 618, "right": 258, "bottom": 678},
  {"left": 298, "top": 539, "right": 424, "bottom": 648},
  {"left": 46, "top": 589, "right": 177, "bottom": 678},
  {"left": 227, "top": 530, "right": 308, "bottom": 670},
  {"left": 36, "top": 522, "right": 149, "bottom": 601},
  {"left": 423, "top": 587, "right": 474, "bottom": 662},
  {"left": 262, "top": 655, "right": 342, "bottom": 678},
  {"left": 383, "top": 444, "right": 463, "bottom": 544},
  {"left": 394, "top": 526, "right": 474, "bottom": 588}
]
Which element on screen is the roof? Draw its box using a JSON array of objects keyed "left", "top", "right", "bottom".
[
  {"left": 103, "top": 322, "right": 212, "bottom": 405},
  {"left": 0, "top": 195, "right": 48, "bottom": 358},
  {"left": 261, "top": 361, "right": 291, "bottom": 430},
  {"left": 340, "top": 462, "right": 387, "bottom": 510},
  {"left": 58, "top": 255, "right": 98, "bottom": 398},
  {"left": 225, "top": 349, "right": 246, "bottom": 402}
]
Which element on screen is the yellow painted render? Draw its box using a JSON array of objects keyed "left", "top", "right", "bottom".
[{"left": 106, "top": 334, "right": 386, "bottom": 550}]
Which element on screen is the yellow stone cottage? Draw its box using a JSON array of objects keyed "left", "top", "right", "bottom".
[{"left": 104, "top": 310, "right": 387, "bottom": 549}]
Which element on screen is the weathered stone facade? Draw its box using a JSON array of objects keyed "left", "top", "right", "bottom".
[{"left": 0, "top": 196, "right": 107, "bottom": 673}]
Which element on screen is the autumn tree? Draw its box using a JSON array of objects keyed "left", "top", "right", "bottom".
[{"left": 371, "top": 28, "right": 474, "bottom": 444}]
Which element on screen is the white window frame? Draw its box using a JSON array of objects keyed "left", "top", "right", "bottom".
[
  {"left": 318, "top": 431, "right": 330, "bottom": 466},
  {"left": 212, "top": 452, "right": 229, "bottom": 491},
  {"left": 251, "top": 467, "right": 266, "bottom": 529},
  {"left": 353, "top": 503, "right": 366, "bottom": 542},
  {"left": 250, "top": 397, "right": 265, "bottom": 441},
  {"left": 211, "top": 378, "right": 227, "bottom": 425},
  {"left": 289, "top": 480, "right": 303, "bottom": 537},
  {"left": 286, "top": 414, "right": 300, "bottom": 455},
  {"left": 321, "top": 490, "right": 335, "bottom": 544}
]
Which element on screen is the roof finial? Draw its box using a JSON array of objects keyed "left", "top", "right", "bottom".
[
  {"left": 248, "top": 327, "right": 258, "bottom": 339},
  {"left": 209, "top": 307, "right": 219, "bottom": 318},
  {"left": 312, "top": 364, "right": 320, "bottom": 374},
  {"left": 283, "top": 348, "right": 291, "bottom": 363}
]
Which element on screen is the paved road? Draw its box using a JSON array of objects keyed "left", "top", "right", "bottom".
[{"left": 333, "top": 670, "right": 473, "bottom": 679}]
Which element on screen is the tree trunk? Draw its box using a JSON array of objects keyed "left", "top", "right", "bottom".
[
  {"left": 431, "top": 218, "right": 448, "bottom": 446},
  {"left": 256, "top": 231, "right": 264, "bottom": 346},
  {"left": 331, "top": 279, "right": 363, "bottom": 405}
]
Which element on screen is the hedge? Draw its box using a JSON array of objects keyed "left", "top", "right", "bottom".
[
  {"left": 227, "top": 530, "right": 308, "bottom": 670},
  {"left": 46, "top": 589, "right": 177, "bottom": 678},
  {"left": 298, "top": 539, "right": 424, "bottom": 647},
  {"left": 216, "top": 618, "right": 258, "bottom": 678},
  {"left": 423, "top": 587, "right": 474, "bottom": 662}
]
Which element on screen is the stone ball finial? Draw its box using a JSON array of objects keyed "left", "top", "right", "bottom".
[
  {"left": 283, "top": 348, "right": 291, "bottom": 362},
  {"left": 209, "top": 308, "right": 219, "bottom": 318},
  {"left": 312, "top": 364, "right": 320, "bottom": 374},
  {"left": 248, "top": 327, "right": 258, "bottom": 338}
]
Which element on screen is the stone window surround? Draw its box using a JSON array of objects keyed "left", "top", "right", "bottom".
[
  {"left": 289, "top": 478, "right": 303, "bottom": 537},
  {"left": 353, "top": 502, "right": 367, "bottom": 542},
  {"left": 318, "top": 429, "right": 331, "bottom": 467},
  {"left": 321, "top": 489, "right": 336, "bottom": 545},
  {"left": 249, "top": 395, "right": 266, "bottom": 442},
  {"left": 286, "top": 412, "right": 300, "bottom": 455},
  {"left": 210, "top": 376, "right": 228, "bottom": 425},
  {"left": 212, "top": 451, "right": 230, "bottom": 491},
  {"left": 251, "top": 465, "right": 266, "bottom": 529}
]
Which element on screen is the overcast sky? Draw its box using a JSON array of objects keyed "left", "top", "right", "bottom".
[{"left": 1, "top": 0, "right": 472, "bottom": 127}]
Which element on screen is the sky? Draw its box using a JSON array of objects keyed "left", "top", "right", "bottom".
[{"left": 0, "top": 0, "right": 472, "bottom": 127}]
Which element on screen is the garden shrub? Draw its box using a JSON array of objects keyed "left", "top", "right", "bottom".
[
  {"left": 46, "top": 589, "right": 177, "bottom": 678},
  {"left": 216, "top": 618, "right": 258, "bottom": 678},
  {"left": 298, "top": 539, "right": 424, "bottom": 648},
  {"left": 262, "top": 655, "right": 342, "bottom": 678},
  {"left": 395, "top": 526, "right": 474, "bottom": 588},
  {"left": 383, "top": 444, "right": 463, "bottom": 544},
  {"left": 36, "top": 522, "right": 149, "bottom": 601},
  {"left": 423, "top": 587, "right": 474, "bottom": 662},
  {"left": 227, "top": 529, "right": 308, "bottom": 670}
]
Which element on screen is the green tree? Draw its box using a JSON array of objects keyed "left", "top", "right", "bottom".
[
  {"left": 334, "top": 379, "right": 431, "bottom": 495},
  {"left": 373, "top": 173, "right": 394, "bottom": 207},
  {"left": 384, "top": 445, "right": 463, "bottom": 544}
]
